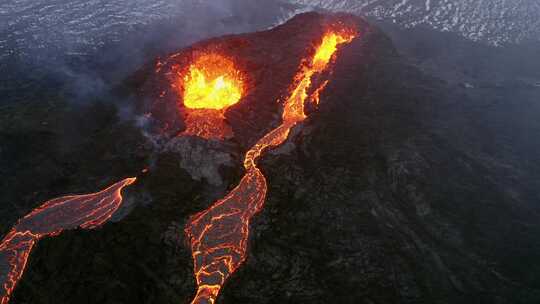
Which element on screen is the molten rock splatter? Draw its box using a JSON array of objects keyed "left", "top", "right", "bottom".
[
  {"left": 179, "top": 53, "right": 245, "bottom": 140},
  {"left": 0, "top": 178, "right": 136, "bottom": 304},
  {"left": 185, "top": 27, "right": 357, "bottom": 304}
]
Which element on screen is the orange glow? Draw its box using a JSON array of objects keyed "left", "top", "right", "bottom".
[
  {"left": 182, "top": 109, "right": 234, "bottom": 140},
  {"left": 182, "top": 53, "right": 243, "bottom": 110},
  {"left": 0, "top": 178, "right": 136, "bottom": 304},
  {"left": 282, "top": 30, "right": 356, "bottom": 122},
  {"left": 178, "top": 53, "right": 244, "bottom": 140},
  {"left": 185, "top": 28, "right": 357, "bottom": 304},
  {"left": 313, "top": 32, "right": 355, "bottom": 70},
  {"left": 311, "top": 80, "right": 329, "bottom": 105}
]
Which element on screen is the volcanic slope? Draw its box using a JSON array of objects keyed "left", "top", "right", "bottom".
[{"left": 8, "top": 12, "right": 540, "bottom": 304}]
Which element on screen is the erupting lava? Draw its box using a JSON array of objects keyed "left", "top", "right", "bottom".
[
  {"left": 0, "top": 178, "right": 136, "bottom": 304},
  {"left": 185, "top": 28, "right": 357, "bottom": 304},
  {"left": 182, "top": 53, "right": 243, "bottom": 110},
  {"left": 179, "top": 53, "right": 244, "bottom": 140}
]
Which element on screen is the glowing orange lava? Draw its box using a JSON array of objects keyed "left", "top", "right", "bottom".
[
  {"left": 179, "top": 53, "right": 244, "bottom": 140},
  {"left": 185, "top": 28, "right": 357, "bottom": 304},
  {"left": 310, "top": 80, "right": 329, "bottom": 106},
  {"left": 181, "top": 109, "right": 234, "bottom": 140},
  {"left": 0, "top": 178, "right": 136, "bottom": 304},
  {"left": 182, "top": 54, "right": 243, "bottom": 110}
]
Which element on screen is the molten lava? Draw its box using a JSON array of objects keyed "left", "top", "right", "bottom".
[
  {"left": 179, "top": 53, "right": 244, "bottom": 140},
  {"left": 182, "top": 109, "right": 235, "bottom": 140},
  {"left": 184, "top": 28, "right": 357, "bottom": 304},
  {"left": 310, "top": 80, "right": 329, "bottom": 106},
  {"left": 0, "top": 178, "right": 136, "bottom": 304},
  {"left": 312, "top": 32, "right": 353, "bottom": 69},
  {"left": 182, "top": 53, "right": 243, "bottom": 110}
]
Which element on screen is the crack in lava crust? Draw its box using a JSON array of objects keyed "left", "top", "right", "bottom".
[
  {"left": 0, "top": 178, "right": 136, "bottom": 304},
  {"left": 185, "top": 28, "right": 357, "bottom": 304}
]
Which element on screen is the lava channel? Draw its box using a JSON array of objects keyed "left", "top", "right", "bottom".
[
  {"left": 184, "top": 28, "right": 357, "bottom": 304},
  {"left": 0, "top": 177, "right": 136, "bottom": 304},
  {"left": 178, "top": 53, "right": 244, "bottom": 140}
]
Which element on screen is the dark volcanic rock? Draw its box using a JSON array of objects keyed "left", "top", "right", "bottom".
[
  {"left": 5, "top": 12, "right": 540, "bottom": 304},
  {"left": 218, "top": 17, "right": 540, "bottom": 304},
  {"left": 0, "top": 99, "right": 148, "bottom": 236},
  {"left": 133, "top": 13, "right": 368, "bottom": 149}
]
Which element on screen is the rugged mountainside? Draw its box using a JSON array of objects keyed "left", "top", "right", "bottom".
[
  {"left": 287, "top": 0, "right": 540, "bottom": 45},
  {"left": 2, "top": 12, "right": 540, "bottom": 304}
]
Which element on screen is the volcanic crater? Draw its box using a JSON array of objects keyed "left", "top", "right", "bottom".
[{"left": 135, "top": 13, "right": 367, "bottom": 148}]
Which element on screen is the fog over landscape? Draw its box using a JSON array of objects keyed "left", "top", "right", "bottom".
[{"left": 2, "top": 0, "right": 539, "bottom": 96}]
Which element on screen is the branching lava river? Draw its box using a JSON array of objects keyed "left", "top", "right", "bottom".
[
  {"left": 0, "top": 178, "right": 136, "bottom": 304},
  {"left": 184, "top": 28, "right": 357, "bottom": 304},
  {"left": 0, "top": 19, "right": 357, "bottom": 304}
]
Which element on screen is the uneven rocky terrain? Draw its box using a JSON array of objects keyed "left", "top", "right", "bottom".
[{"left": 2, "top": 12, "right": 540, "bottom": 304}]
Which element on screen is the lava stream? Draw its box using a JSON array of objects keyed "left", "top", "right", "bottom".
[
  {"left": 0, "top": 177, "right": 136, "bottom": 304},
  {"left": 185, "top": 29, "right": 356, "bottom": 304}
]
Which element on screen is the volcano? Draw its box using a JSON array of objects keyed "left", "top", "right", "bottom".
[
  {"left": 136, "top": 13, "right": 368, "bottom": 148},
  {"left": 3, "top": 12, "right": 368, "bottom": 304},
  {"left": 140, "top": 12, "right": 361, "bottom": 304},
  {"left": 5, "top": 11, "right": 540, "bottom": 304}
]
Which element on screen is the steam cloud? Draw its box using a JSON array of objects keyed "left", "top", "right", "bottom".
[{"left": 0, "top": 0, "right": 296, "bottom": 105}]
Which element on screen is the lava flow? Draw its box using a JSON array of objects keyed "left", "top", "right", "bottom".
[
  {"left": 0, "top": 178, "right": 136, "bottom": 304},
  {"left": 178, "top": 53, "right": 244, "bottom": 140},
  {"left": 184, "top": 28, "right": 357, "bottom": 304}
]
